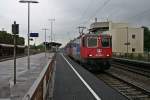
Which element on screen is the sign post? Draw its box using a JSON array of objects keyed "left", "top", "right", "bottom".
[
  {"left": 30, "top": 33, "right": 39, "bottom": 37},
  {"left": 30, "top": 32, "right": 39, "bottom": 51},
  {"left": 12, "top": 21, "right": 19, "bottom": 85}
]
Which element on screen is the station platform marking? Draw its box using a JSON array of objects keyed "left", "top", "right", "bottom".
[{"left": 61, "top": 54, "right": 101, "bottom": 100}]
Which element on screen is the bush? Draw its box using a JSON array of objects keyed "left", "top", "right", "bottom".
[
  {"left": 0, "top": 31, "right": 25, "bottom": 45},
  {"left": 137, "top": 54, "right": 143, "bottom": 60},
  {"left": 128, "top": 53, "right": 134, "bottom": 59}
]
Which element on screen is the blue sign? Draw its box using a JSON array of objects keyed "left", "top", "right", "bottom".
[{"left": 30, "top": 33, "right": 39, "bottom": 37}]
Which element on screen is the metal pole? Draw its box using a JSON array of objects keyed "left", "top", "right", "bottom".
[
  {"left": 49, "top": 35, "right": 51, "bottom": 57},
  {"left": 49, "top": 19, "right": 55, "bottom": 42},
  {"left": 13, "top": 22, "right": 16, "bottom": 85},
  {"left": 28, "top": 2, "right": 30, "bottom": 70},
  {"left": 51, "top": 21, "right": 52, "bottom": 42},
  {"left": 42, "top": 29, "right": 48, "bottom": 57},
  {"left": 45, "top": 29, "right": 47, "bottom": 57},
  {"left": 127, "top": 27, "right": 128, "bottom": 57},
  {"left": 148, "top": 48, "right": 150, "bottom": 61},
  {"left": 78, "top": 26, "right": 86, "bottom": 35}
]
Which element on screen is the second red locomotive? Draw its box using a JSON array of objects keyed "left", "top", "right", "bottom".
[{"left": 65, "top": 33, "right": 112, "bottom": 71}]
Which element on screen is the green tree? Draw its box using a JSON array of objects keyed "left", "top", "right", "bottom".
[
  {"left": 36, "top": 43, "right": 45, "bottom": 51},
  {"left": 0, "top": 31, "right": 25, "bottom": 45},
  {"left": 141, "top": 26, "right": 150, "bottom": 51}
]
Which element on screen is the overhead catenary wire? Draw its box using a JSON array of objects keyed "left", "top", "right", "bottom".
[
  {"left": 66, "top": 0, "right": 111, "bottom": 43},
  {"left": 72, "top": 0, "right": 111, "bottom": 32},
  {"left": 80, "top": 0, "right": 150, "bottom": 29},
  {"left": 67, "top": 0, "right": 150, "bottom": 44},
  {"left": 80, "top": 0, "right": 111, "bottom": 26},
  {"left": 78, "top": 0, "right": 93, "bottom": 23},
  {"left": 68, "top": 0, "right": 95, "bottom": 36},
  {"left": 126, "top": 8, "right": 150, "bottom": 21},
  {"left": 120, "top": 7, "right": 150, "bottom": 27}
]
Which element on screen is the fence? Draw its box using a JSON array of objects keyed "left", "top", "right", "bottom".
[{"left": 22, "top": 55, "right": 56, "bottom": 100}]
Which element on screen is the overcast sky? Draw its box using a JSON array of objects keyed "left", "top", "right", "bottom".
[{"left": 0, "top": 0, "right": 150, "bottom": 46}]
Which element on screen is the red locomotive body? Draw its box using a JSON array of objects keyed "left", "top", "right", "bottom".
[{"left": 66, "top": 33, "right": 112, "bottom": 71}]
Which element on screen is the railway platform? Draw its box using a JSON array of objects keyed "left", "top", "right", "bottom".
[
  {"left": 52, "top": 53, "right": 128, "bottom": 100},
  {"left": 0, "top": 53, "right": 55, "bottom": 100}
]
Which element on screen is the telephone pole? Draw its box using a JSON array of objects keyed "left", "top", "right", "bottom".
[
  {"left": 42, "top": 28, "right": 48, "bottom": 57},
  {"left": 78, "top": 26, "right": 86, "bottom": 35},
  {"left": 48, "top": 19, "right": 55, "bottom": 42}
]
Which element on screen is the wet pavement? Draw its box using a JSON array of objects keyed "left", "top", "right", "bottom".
[{"left": 0, "top": 53, "right": 53, "bottom": 99}]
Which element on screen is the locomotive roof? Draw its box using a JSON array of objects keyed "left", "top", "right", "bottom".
[
  {"left": 69, "top": 33, "right": 111, "bottom": 42},
  {"left": 83, "top": 33, "right": 111, "bottom": 37}
]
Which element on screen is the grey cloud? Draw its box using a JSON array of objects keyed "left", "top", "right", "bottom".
[{"left": 0, "top": 0, "right": 150, "bottom": 46}]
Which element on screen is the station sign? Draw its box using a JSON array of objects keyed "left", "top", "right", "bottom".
[{"left": 30, "top": 33, "right": 39, "bottom": 37}]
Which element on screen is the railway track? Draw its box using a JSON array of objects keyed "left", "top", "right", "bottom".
[
  {"left": 65, "top": 55, "right": 150, "bottom": 100},
  {"left": 97, "top": 61, "right": 150, "bottom": 100},
  {"left": 112, "top": 62, "right": 150, "bottom": 78},
  {"left": 97, "top": 72, "right": 150, "bottom": 100}
]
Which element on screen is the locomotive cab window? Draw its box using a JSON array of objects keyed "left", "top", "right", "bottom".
[
  {"left": 101, "top": 38, "right": 110, "bottom": 47},
  {"left": 110, "top": 37, "right": 112, "bottom": 47},
  {"left": 87, "top": 37, "right": 98, "bottom": 47},
  {"left": 82, "top": 37, "right": 86, "bottom": 47}
]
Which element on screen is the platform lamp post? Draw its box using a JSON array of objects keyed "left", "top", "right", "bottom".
[{"left": 19, "top": 0, "right": 39, "bottom": 70}]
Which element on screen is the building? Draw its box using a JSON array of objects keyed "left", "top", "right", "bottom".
[{"left": 90, "top": 21, "right": 144, "bottom": 53}]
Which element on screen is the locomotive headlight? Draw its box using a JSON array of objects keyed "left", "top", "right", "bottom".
[
  {"left": 89, "top": 54, "right": 93, "bottom": 57},
  {"left": 106, "top": 54, "right": 110, "bottom": 57}
]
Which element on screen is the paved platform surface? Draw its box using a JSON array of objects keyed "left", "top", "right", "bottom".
[
  {"left": 53, "top": 53, "right": 128, "bottom": 100},
  {"left": 0, "top": 53, "right": 53, "bottom": 99}
]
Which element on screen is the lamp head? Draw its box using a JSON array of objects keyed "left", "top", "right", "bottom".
[{"left": 19, "top": 0, "right": 39, "bottom": 3}]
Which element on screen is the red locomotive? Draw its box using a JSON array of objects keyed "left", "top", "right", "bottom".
[{"left": 65, "top": 33, "right": 112, "bottom": 71}]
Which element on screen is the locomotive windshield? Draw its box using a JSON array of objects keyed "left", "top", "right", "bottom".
[
  {"left": 101, "top": 38, "right": 110, "bottom": 47},
  {"left": 87, "top": 37, "right": 98, "bottom": 47}
]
